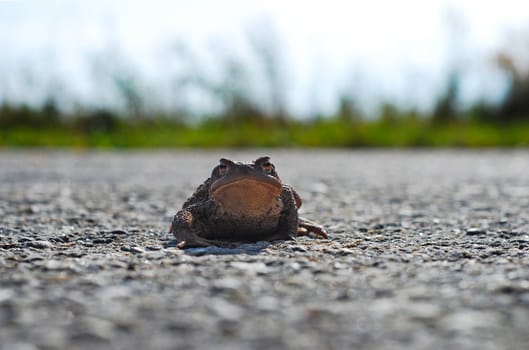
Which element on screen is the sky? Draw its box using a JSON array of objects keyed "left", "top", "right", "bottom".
[{"left": 1, "top": 0, "right": 529, "bottom": 116}]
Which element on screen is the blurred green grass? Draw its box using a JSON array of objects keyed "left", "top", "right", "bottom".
[{"left": 2, "top": 118, "right": 529, "bottom": 148}]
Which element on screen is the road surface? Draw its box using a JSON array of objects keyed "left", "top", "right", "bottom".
[{"left": 1, "top": 150, "right": 528, "bottom": 350}]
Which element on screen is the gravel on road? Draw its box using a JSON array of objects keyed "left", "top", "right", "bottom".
[{"left": 1, "top": 150, "right": 529, "bottom": 350}]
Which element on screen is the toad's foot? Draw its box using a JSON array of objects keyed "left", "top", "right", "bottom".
[
  {"left": 175, "top": 235, "right": 233, "bottom": 249},
  {"left": 297, "top": 217, "right": 328, "bottom": 239},
  {"left": 171, "top": 227, "right": 234, "bottom": 249}
]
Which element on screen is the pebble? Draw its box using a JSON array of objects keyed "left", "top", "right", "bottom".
[
  {"left": 466, "top": 228, "right": 487, "bottom": 235},
  {"left": 230, "top": 262, "right": 270, "bottom": 275},
  {"left": 0, "top": 289, "right": 15, "bottom": 303},
  {"left": 209, "top": 298, "right": 244, "bottom": 321},
  {"left": 129, "top": 246, "right": 145, "bottom": 254},
  {"left": 24, "top": 240, "right": 53, "bottom": 249},
  {"left": 211, "top": 278, "right": 242, "bottom": 292}
]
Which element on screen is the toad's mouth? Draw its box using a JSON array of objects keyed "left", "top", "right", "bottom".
[{"left": 211, "top": 174, "right": 282, "bottom": 216}]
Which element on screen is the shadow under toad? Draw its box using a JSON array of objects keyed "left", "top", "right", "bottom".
[{"left": 163, "top": 240, "right": 272, "bottom": 256}]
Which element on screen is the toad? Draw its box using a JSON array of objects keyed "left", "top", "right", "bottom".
[{"left": 170, "top": 156, "right": 327, "bottom": 248}]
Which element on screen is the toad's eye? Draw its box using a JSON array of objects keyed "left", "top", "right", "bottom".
[
  {"left": 219, "top": 163, "right": 228, "bottom": 175},
  {"left": 262, "top": 161, "right": 273, "bottom": 173}
]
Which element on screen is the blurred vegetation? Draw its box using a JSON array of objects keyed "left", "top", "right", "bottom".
[
  {"left": 2, "top": 96, "right": 529, "bottom": 148},
  {"left": 2, "top": 30, "right": 529, "bottom": 148}
]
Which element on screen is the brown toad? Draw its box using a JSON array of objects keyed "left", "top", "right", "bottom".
[{"left": 170, "top": 156, "right": 327, "bottom": 248}]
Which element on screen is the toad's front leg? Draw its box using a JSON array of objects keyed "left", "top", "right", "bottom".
[
  {"left": 297, "top": 217, "right": 328, "bottom": 239},
  {"left": 170, "top": 208, "right": 231, "bottom": 248},
  {"left": 270, "top": 185, "right": 300, "bottom": 241}
]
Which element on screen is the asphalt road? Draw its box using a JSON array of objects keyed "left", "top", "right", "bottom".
[{"left": 1, "top": 150, "right": 529, "bottom": 350}]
